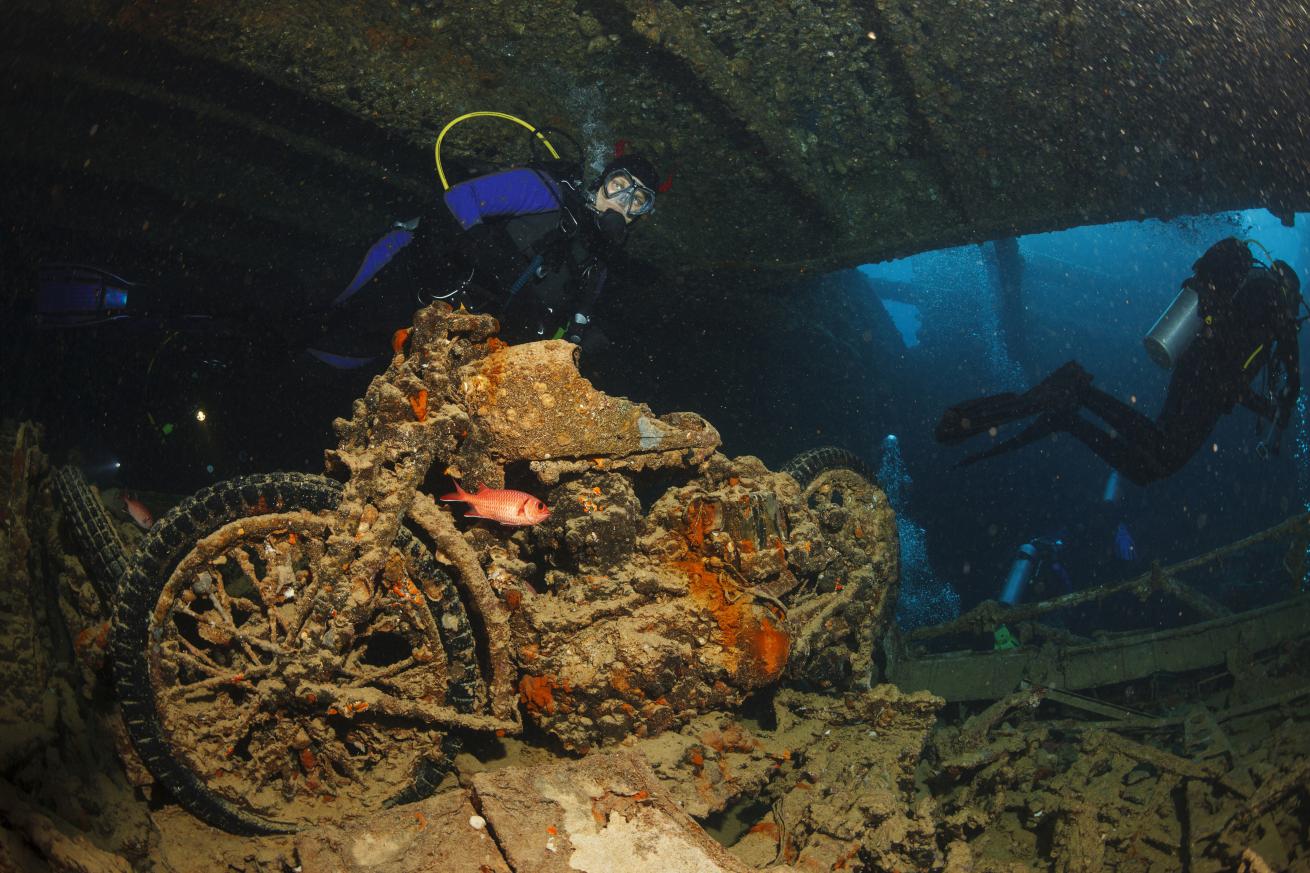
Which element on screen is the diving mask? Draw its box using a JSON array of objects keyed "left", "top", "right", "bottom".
[{"left": 600, "top": 169, "right": 656, "bottom": 217}]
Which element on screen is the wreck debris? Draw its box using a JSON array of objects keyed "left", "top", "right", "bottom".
[
  {"left": 470, "top": 751, "right": 797, "bottom": 873},
  {"left": 297, "top": 752, "right": 802, "bottom": 873},
  {"left": 722, "top": 687, "right": 945, "bottom": 871},
  {"left": 6, "top": 388, "right": 1310, "bottom": 870},
  {"left": 925, "top": 703, "right": 1310, "bottom": 873},
  {"left": 0, "top": 422, "right": 54, "bottom": 748},
  {"left": 912, "top": 551, "right": 1310, "bottom": 871},
  {"left": 890, "top": 511, "right": 1310, "bottom": 704},
  {"left": 905, "top": 511, "right": 1310, "bottom": 645},
  {"left": 892, "top": 595, "right": 1310, "bottom": 703},
  {"left": 0, "top": 778, "right": 132, "bottom": 873},
  {"left": 294, "top": 786, "right": 510, "bottom": 873},
  {"left": 451, "top": 338, "right": 720, "bottom": 487},
  {"left": 784, "top": 462, "right": 900, "bottom": 690},
  {"left": 0, "top": 423, "right": 155, "bottom": 871}
]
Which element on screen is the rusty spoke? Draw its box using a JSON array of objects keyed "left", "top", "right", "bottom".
[
  {"left": 230, "top": 546, "right": 262, "bottom": 594},
  {"left": 174, "top": 604, "right": 281, "bottom": 659},
  {"left": 195, "top": 693, "right": 268, "bottom": 748},
  {"left": 162, "top": 664, "right": 273, "bottom": 700},
  {"left": 288, "top": 537, "right": 330, "bottom": 642},
  {"left": 167, "top": 631, "right": 226, "bottom": 673},
  {"left": 231, "top": 545, "right": 282, "bottom": 641},
  {"left": 161, "top": 645, "right": 229, "bottom": 682},
  {"left": 301, "top": 725, "right": 363, "bottom": 789},
  {"left": 346, "top": 656, "right": 418, "bottom": 688},
  {"left": 201, "top": 571, "right": 264, "bottom": 665}
]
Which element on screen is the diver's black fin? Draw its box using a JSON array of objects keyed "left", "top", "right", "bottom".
[
  {"left": 935, "top": 391, "right": 1047, "bottom": 444},
  {"left": 935, "top": 361, "right": 1093, "bottom": 445},
  {"left": 957, "top": 411, "right": 1071, "bottom": 467}
]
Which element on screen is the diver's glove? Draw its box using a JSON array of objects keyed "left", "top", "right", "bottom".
[
  {"left": 564, "top": 312, "right": 590, "bottom": 346},
  {"left": 570, "top": 316, "right": 612, "bottom": 355}
]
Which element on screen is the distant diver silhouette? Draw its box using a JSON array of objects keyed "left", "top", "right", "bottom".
[{"left": 936, "top": 237, "right": 1303, "bottom": 486}]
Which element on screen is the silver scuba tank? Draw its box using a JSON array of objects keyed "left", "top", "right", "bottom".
[
  {"left": 1142, "top": 285, "right": 1201, "bottom": 369},
  {"left": 1101, "top": 469, "right": 1123, "bottom": 504},
  {"left": 998, "top": 542, "right": 1039, "bottom": 606}
]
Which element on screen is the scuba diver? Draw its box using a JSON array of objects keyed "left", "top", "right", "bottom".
[
  {"left": 33, "top": 114, "right": 665, "bottom": 369},
  {"left": 990, "top": 535, "right": 1070, "bottom": 651},
  {"left": 936, "top": 237, "right": 1304, "bottom": 486},
  {"left": 998, "top": 535, "right": 1072, "bottom": 606},
  {"left": 305, "top": 128, "right": 664, "bottom": 367},
  {"left": 26, "top": 116, "right": 664, "bottom": 486}
]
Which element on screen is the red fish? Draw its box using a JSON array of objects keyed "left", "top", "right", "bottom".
[
  {"left": 440, "top": 482, "right": 549, "bottom": 527},
  {"left": 123, "top": 494, "right": 153, "bottom": 529}
]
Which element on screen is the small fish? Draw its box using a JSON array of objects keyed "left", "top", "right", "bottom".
[
  {"left": 123, "top": 494, "right": 153, "bottom": 529},
  {"left": 440, "top": 481, "right": 549, "bottom": 527},
  {"left": 1113, "top": 522, "right": 1137, "bottom": 561}
]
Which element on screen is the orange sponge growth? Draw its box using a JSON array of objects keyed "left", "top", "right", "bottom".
[
  {"left": 674, "top": 555, "right": 791, "bottom": 687},
  {"left": 391, "top": 327, "right": 411, "bottom": 354},
  {"left": 684, "top": 499, "right": 718, "bottom": 551},
  {"left": 746, "top": 616, "right": 790, "bottom": 683},
  {"left": 519, "top": 674, "right": 557, "bottom": 715},
  {"left": 409, "top": 389, "right": 429, "bottom": 422}
]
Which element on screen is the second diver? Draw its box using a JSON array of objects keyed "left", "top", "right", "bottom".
[{"left": 935, "top": 237, "right": 1303, "bottom": 486}]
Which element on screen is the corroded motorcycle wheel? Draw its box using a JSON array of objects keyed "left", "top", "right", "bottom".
[
  {"left": 111, "top": 472, "right": 482, "bottom": 835},
  {"left": 784, "top": 446, "right": 896, "bottom": 572},
  {"left": 53, "top": 464, "right": 130, "bottom": 604},
  {"left": 782, "top": 447, "right": 900, "bottom": 687},
  {"left": 781, "top": 445, "right": 880, "bottom": 491}
]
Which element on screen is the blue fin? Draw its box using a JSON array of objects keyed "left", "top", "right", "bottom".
[
  {"left": 306, "top": 348, "right": 381, "bottom": 370},
  {"left": 332, "top": 227, "right": 416, "bottom": 306},
  {"left": 35, "top": 263, "right": 135, "bottom": 326}
]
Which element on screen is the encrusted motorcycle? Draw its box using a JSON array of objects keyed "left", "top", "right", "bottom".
[{"left": 64, "top": 304, "right": 899, "bottom": 835}]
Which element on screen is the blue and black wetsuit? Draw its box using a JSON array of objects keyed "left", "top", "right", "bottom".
[{"left": 313, "top": 166, "right": 610, "bottom": 363}]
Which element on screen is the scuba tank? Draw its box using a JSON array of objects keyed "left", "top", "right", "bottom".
[
  {"left": 999, "top": 537, "right": 1069, "bottom": 605},
  {"left": 999, "top": 542, "right": 1039, "bottom": 606},
  {"left": 1145, "top": 237, "right": 1285, "bottom": 370},
  {"left": 1143, "top": 284, "right": 1202, "bottom": 369},
  {"left": 1101, "top": 469, "right": 1123, "bottom": 504}
]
